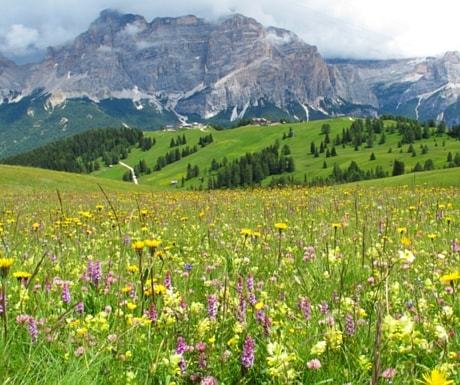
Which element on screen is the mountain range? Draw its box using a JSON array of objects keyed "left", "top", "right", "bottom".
[{"left": 1, "top": 9, "right": 460, "bottom": 157}]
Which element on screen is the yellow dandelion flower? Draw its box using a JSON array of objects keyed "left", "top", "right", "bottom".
[
  {"left": 145, "top": 239, "right": 161, "bottom": 250},
  {"left": 132, "top": 241, "right": 145, "bottom": 254},
  {"left": 420, "top": 368, "right": 453, "bottom": 385},
  {"left": 401, "top": 237, "right": 412, "bottom": 247},
  {"left": 126, "top": 264, "right": 139, "bottom": 273},
  {"left": 12, "top": 271, "right": 32, "bottom": 280},
  {"left": 0, "top": 258, "right": 14, "bottom": 277},
  {"left": 439, "top": 271, "right": 460, "bottom": 285},
  {"left": 275, "top": 223, "right": 288, "bottom": 231},
  {"left": 240, "top": 228, "right": 253, "bottom": 237},
  {"left": 154, "top": 284, "right": 167, "bottom": 295}
]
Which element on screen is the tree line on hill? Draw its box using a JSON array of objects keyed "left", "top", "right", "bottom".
[
  {"left": 188, "top": 116, "right": 460, "bottom": 190},
  {"left": 2, "top": 127, "right": 154, "bottom": 173},
  {"left": 202, "top": 140, "right": 295, "bottom": 189},
  {"left": 123, "top": 133, "right": 215, "bottom": 181}
]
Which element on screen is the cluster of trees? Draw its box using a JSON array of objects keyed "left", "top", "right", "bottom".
[
  {"left": 282, "top": 127, "right": 294, "bottom": 139},
  {"left": 412, "top": 159, "right": 436, "bottom": 172},
  {"left": 382, "top": 115, "right": 454, "bottom": 142},
  {"left": 198, "top": 134, "right": 214, "bottom": 147},
  {"left": 311, "top": 117, "right": 451, "bottom": 157},
  {"left": 139, "top": 137, "right": 155, "bottom": 151},
  {"left": 206, "top": 141, "right": 295, "bottom": 189},
  {"left": 310, "top": 142, "right": 338, "bottom": 158},
  {"left": 154, "top": 145, "right": 198, "bottom": 171},
  {"left": 449, "top": 125, "right": 460, "bottom": 139},
  {"left": 3, "top": 127, "right": 145, "bottom": 173},
  {"left": 330, "top": 161, "right": 389, "bottom": 182},
  {"left": 447, "top": 152, "right": 460, "bottom": 167},
  {"left": 309, "top": 119, "right": 386, "bottom": 158},
  {"left": 170, "top": 135, "right": 187, "bottom": 148},
  {"left": 122, "top": 159, "right": 152, "bottom": 181},
  {"left": 185, "top": 163, "right": 200, "bottom": 180}
]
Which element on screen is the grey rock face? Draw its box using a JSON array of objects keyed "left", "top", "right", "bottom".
[
  {"left": 20, "top": 11, "right": 336, "bottom": 120},
  {"left": 331, "top": 52, "right": 460, "bottom": 123},
  {"left": 0, "top": 54, "right": 26, "bottom": 102}
]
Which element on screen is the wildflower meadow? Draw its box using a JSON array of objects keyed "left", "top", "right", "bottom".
[{"left": 0, "top": 186, "right": 459, "bottom": 385}]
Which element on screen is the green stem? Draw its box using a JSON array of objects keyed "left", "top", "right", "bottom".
[{"left": 1, "top": 279, "right": 8, "bottom": 341}]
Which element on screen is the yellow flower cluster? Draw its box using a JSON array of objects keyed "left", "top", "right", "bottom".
[{"left": 266, "top": 341, "right": 297, "bottom": 380}]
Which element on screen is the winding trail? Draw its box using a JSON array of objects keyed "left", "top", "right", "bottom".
[{"left": 119, "top": 161, "right": 138, "bottom": 185}]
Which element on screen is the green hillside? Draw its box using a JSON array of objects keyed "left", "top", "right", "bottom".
[
  {"left": 0, "top": 164, "right": 153, "bottom": 193},
  {"left": 355, "top": 167, "right": 460, "bottom": 187},
  {"left": 0, "top": 92, "right": 177, "bottom": 158},
  {"left": 90, "top": 117, "right": 460, "bottom": 190}
]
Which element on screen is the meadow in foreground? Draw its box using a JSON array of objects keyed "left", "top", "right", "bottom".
[{"left": 0, "top": 186, "right": 459, "bottom": 385}]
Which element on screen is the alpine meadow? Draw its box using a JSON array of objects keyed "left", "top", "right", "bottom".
[{"left": 1, "top": 3, "right": 460, "bottom": 385}]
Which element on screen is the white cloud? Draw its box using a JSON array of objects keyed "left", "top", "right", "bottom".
[
  {"left": 1, "top": 24, "right": 39, "bottom": 55},
  {"left": 120, "top": 22, "right": 145, "bottom": 37},
  {"left": 1, "top": 0, "right": 460, "bottom": 62}
]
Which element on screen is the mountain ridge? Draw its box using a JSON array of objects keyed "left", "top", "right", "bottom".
[{"left": 1, "top": 10, "right": 460, "bottom": 157}]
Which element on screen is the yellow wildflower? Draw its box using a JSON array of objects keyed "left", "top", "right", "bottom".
[
  {"left": 274, "top": 222, "right": 288, "bottom": 231},
  {"left": 397, "top": 227, "right": 407, "bottom": 234},
  {"left": 240, "top": 228, "right": 253, "bottom": 237},
  {"left": 12, "top": 271, "right": 32, "bottom": 280},
  {"left": 420, "top": 368, "right": 453, "bottom": 385},
  {"left": 145, "top": 239, "right": 161, "bottom": 250},
  {"left": 132, "top": 241, "right": 145, "bottom": 254},
  {"left": 127, "top": 264, "right": 139, "bottom": 273},
  {"left": 0, "top": 258, "right": 14, "bottom": 277},
  {"left": 439, "top": 271, "right": 460, "bottom": 285},
  {"left": 401, "top": 237, "right": 412, "bottom": 247}
]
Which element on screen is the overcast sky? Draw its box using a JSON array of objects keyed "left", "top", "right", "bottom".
[{"left": 1, "top": 0, "right": 460, "bottom": 63}]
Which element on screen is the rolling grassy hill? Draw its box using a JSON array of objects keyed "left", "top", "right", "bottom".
[
  {"left": 90, "top": 118, "right": 460, "bottom": 190},
  {"left": 355, "top": 167, "right": 460, "bottom": 187},
  {"left": 0, "top": 164, "right": 153, "bottom": 193}
]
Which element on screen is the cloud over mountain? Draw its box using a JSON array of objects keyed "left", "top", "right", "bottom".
[{"left": 1, "top": 0, "right": 460, "bottom": 63}]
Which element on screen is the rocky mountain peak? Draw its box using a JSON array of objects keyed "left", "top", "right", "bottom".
[
  {"left": 220, "top": 13, "right": 263, "bottom": 29},
  {"left": 442, "top": 51, "right": 460, "bottom": 63},
  {"left": 92, "top": 9, "right": 145, "bottom": 28},
  {"left": 2, "top": 10, "right": 460, "bottom": 136},
  {"left": 151, "top": 15, "right": 203, "bottom": 26}
]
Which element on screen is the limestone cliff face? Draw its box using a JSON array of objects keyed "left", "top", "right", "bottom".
[
  {"left": 0, "top": 54, "right": 25, "bottom": 101},
  {"left": 19, "top": 11, "right": 336, "bottom": 119},
  {"left": 331, "top": 52, "right": 460, "bottom": 124},
  {"left": 1, "top": 10, "right": 460, "bottom": 125}
]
